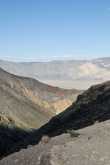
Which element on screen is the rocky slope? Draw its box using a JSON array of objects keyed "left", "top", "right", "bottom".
[
  {"left": 0, "top": 67, "right": 80, "bottom": 128},
  {"left": 1, "top": 80, "right": 110, "bottom": 162},
  {"left": 37, "top": 80, "right": 110, "bottom": 137},
  {"left": 1, "top": 120, "right": 110, "bottom": 165}
]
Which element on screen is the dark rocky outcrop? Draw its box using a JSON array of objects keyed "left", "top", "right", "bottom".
[{"left": 38, "top": 81, "right": 110, "bottom": 137}]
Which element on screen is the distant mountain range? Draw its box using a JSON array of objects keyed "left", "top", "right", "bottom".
[
  {"left": 0, "top": 67, "right": 80, "bottom": 129},
  {"left": 0, "top": 57, "right": 110, "bottom": 89}
]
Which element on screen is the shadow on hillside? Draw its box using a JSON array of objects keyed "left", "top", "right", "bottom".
[
  {"left": 0, "top": 123, "right": 67, "bottom": 159},
  {"left": 0, "top": 125, "right": 40, "bottom": 159},
  {"left": 0, "top": 123, "right": 64, "bottom": 159},
  {"left": 1, "top": 100, "right": 110, "bottom": 159},
  {"left": 0, "top": 118, "right": 75, "bottom": 159}
]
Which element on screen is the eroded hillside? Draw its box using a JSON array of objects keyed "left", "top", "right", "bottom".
[{"left": 0, "top": 67, "right": 80, "bottom": 128}]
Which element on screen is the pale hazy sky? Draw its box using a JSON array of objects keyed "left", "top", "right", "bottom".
[{"left": 0, "top": 0, "right": 110, "bottom": 61}]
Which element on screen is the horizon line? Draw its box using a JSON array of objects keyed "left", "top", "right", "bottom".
[{"left": 0, "top": 56, "right": 110, "bottom": 63}]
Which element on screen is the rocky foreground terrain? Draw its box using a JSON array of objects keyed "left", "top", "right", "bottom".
[
  {"left": 1, "top": 81, "right": 110, "bottom": 164},
  {"left": 1, "top": 120, "right": 110, "bottom": 165}
]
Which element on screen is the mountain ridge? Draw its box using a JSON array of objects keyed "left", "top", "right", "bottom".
[
  {"left": 0, "top": 57, "right": 110, "bottom": 89},
  {"left": 0, "top": 67, "right": 80, "bottom": 128},
  {"left": 37, "top": 80, "right": 110, "bottom": 137}
]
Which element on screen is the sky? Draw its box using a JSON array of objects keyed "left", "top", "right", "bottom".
[{"left": 0, "top": 0, "right": 110, "bottom": 61}]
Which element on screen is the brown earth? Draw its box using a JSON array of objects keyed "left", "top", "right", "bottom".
[{"left": 0, "top": 67, "right": 81, "bottom": 128}]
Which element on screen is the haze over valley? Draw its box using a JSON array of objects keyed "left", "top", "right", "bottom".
[{"left": 0, "top": 57, "right": 110, "bottom": 89}]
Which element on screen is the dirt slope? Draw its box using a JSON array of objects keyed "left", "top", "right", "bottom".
[{"left": 0, "top": 67, "right": 81, "bottom": 128}]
